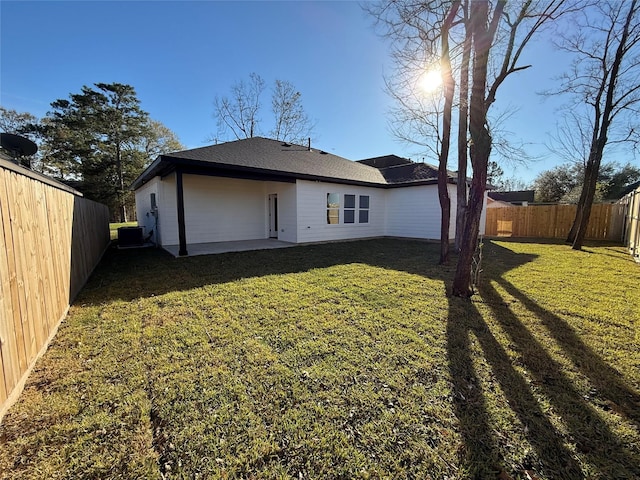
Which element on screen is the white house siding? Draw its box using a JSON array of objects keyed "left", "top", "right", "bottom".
[
  {"left": 264, "top": 181, "right": 297, "bottom": 243},
  {"left": 479, "top": 191, "right": 488, "bottom": 235},
  {"left": 157, "top": 172, "right": 178, "bottom": 246},
  {"left": 174, "top": 175, "right": 270, "bottom": 244},
  {"left": 135, "top": 177, "right": 159, "bottom": 241},
  {"left": 385, "top": 184, "right": 458, "bottom": 240},
  {"left": 295, "top": 180, "right": 385, "bottom": 243}
]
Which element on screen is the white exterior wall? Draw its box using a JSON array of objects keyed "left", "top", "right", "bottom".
[
  {"left": 295, "top": 180, "right": 385, "bottom": 243},
  {"left": 147, "top": 175, "right": 298, "bottom": 246},
  {"left": 135, "top": 177, "right": 159, "bottom": 241},
  {"left": 386, "top": 184, "right": 457, "bottom": 240},
  {"left": 265, "top": 181, "right": 297, "bottom": 243},
  {"left": 479, "top": 191, "right": 488, "bottom": 235},
  {"left": 157, "top": 172, "right": 178, "bottom": 246},
  {"left": 180, "top": 175, "right": 267, "bottom": 244},
  {"left": 136, "top": 173, "right": 486, "bottom": 247}
]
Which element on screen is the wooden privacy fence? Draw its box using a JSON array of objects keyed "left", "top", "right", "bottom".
[
  {"left": 620, "top": 185, "right": 640, "bottom": 261},
  {"left": 485, "top": 203, "right": 625, "bottom": 241},
  {"left": 0, "top": 158, "right": 110, "bottom": 420}
]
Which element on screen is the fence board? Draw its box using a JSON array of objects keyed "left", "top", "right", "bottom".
[
  {"left": 485, "top": 203, "right": 624, "bottom": 241},
  {"left": 0, "top": 159, "right": 110, "bottom": 421}
]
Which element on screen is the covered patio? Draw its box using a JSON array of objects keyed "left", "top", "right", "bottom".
[{"left": 162, "top": 238, "right": 295, "bottom": 257}]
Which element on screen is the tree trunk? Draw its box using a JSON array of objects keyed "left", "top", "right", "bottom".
[
  {"left": 116, "top": 142, "right": 127, "bottom": 223},
  {"left": 452, "top": 0, "right": 501, "bottom": 297},
  {"left": 572, "top": 139, "right": 606, "bottom": 249},
  {"left": 455, "top": 0, "right": 471, "bottom": 252},
  {"left": 437, "top": 2, "right": 460, "bottom": 264},
  {"left": 569, "top": 0, "right": 636, "bottom": 250}
]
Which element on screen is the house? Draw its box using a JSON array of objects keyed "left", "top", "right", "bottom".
[
  {"left": 131, "top": 137, "right": 487, "bottom": 256},
  {"left": 487, "top": 190, "right": 535, "bottom": 207}
]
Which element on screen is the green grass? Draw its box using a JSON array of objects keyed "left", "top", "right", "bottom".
[
  {"left": 109, "top": 221, "right": 137, "bottom": 241},
  {"left": 1, "top": 239, "right": 638, "bottom": 479}
]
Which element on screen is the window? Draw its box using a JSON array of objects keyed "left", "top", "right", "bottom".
[
  {"left": 327, "top": 193, "right": 370, "bottom": 225},
  {"left": 344, "top": 194, "right": 355, "bottom": 223},
  {"left": 327, "top": 193, "right": 339, "bottom": 224},
  {"left": 359, "top": 195, "right": 369, "bottom": 223}
]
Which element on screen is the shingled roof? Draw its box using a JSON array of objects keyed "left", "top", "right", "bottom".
[
  {"left": 358, "top": 154, "right": 456, "bottom": 185},
  {"left": 132, "top": 137, "right": 387, "bottom": 189}
]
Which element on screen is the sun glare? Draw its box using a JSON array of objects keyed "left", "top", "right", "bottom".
[{"left": 419, "top": 69, "right": 442, "bottom": 93}]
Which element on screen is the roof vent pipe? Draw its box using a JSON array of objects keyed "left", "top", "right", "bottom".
[{"left": 308, "top": 137, "right": 311, "bottom": 151}]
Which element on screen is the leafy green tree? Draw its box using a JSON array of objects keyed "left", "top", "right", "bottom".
[
  {"left": 43, "top": 83, "right": 149, "bottom": 221},
  {"left": 141, "top": 120, "right": 184, "bottom": 159},
  {"left": 41, "top": 83, "right": 182, "bottom": 221},
  {"left": 600, "top": 163, "right": 640, "bottom": 199},
  {"left": 533, "top": 161, "right": 640, "bottom": 203},
  {"left": 533, "top": 163, "right": 581, "bottom": 202},
  {"left": 0, "top": 106, "right": 38, "bottom": 136},
  {"left": 0, "top": 106, "right": 42, "bottom": 169}
]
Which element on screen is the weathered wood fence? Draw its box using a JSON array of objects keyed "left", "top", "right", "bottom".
[
  {"left": 0, "top": 158, "right": 110, "bottom": 420},
  {"left": 620, "top": 185, "right": 640, "bottom": 261},
  {"left": 485, "top": 203, "right": 625, "bottom": 241}
]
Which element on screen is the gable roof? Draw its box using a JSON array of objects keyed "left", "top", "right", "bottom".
[
  {"left": 358, "top": 154, "right": 456, "bottom": 185},
  {"left": 132, "top": 137, "right": 387, "bottom": 189}
]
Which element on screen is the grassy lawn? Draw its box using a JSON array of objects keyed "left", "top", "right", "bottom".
[
  {"left": 1, "top": 238, "right": 638, "bottom": 479},
  {"left": 109, "top": 221, "right": 137, "bottom": 241}
]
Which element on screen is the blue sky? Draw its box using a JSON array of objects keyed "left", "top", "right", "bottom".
[{"left": 0, "top": 1, "right": 596, "bottom": 184}]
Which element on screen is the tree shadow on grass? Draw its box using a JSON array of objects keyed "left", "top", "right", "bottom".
[
  {"left": 478, "top": 278, "right": 640, "bottom": 478},
  {"left": 446, "top": 245, "right": 582, "bottom": 478},
  {"left": 447, "top": 242, "right": 640, "bottom": 478},
  {"left": 447, "top": 295, "right": 584, "bottom": 478},
  {"left": 494, "top": 276, "right": 640, "bottom": 430}
]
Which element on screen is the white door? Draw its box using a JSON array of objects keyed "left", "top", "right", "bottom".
[{"left": 268, "top": 194, "right": 278, "bottom": 238}]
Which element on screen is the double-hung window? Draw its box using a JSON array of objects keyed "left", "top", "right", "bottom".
[
  {"left": 326, "top": 193, "right": 370, "bottom": 224},
  {"left": 327, "top": 193, "right": 340, "bottom": 224},
  {"left": 359, "top": 195, "right": 369, "bottom": 223},
  {"left": 344, "top": 194, "right": 356, "bottom": 223}
]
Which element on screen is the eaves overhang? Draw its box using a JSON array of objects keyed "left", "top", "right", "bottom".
[{"left": 131, "top": 155, "right": 391, "bottom": 190}]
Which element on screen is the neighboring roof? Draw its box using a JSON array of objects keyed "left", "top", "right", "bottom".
[
  {"left": 358, "top": 154, "right": 457, "bottom": 185},
  {"left": 488, "top": 190, "right": 535, "bottom": 203},
  {"left": 357, "top": 154, "right": 413, "bottom": 169},
  {"left": 620, "top": 179, "right": 640, "bottom": 198},
  {"left": 132, "top": 137, "right": 388, "bottom": 190},
  {"left": 486, "top": 198, "right": 514, "bottom": 208},
  {"left": 0, "top": 155, "right": 82, "bottom": 196}
]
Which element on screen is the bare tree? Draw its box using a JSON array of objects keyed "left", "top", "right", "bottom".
[
  {"left": 270, "top": 79, "right": 314, "bottom": 145},
  {"left": 452, "top": 0, "right": 571, "bottom": 296},
  {"left": 213, "top": 74, "right": 315, "bottom": 146},
  {"left": 455, "top": 0, "right": 472, "bottom": 252},
  {"left": 437, "top": 2, "right": 461, "bottom": 264},
  {"left": 548, "top": 0, "right": 640, "bottom": 250},
  {"left": 368, "top": 0, "right": 567, "bottom": 282},
  {"left": 368, "top": 0, "right": 460, "bottom": 264},
  {"left": 214, "top": 73, "right": 266, "bottom": 140}
]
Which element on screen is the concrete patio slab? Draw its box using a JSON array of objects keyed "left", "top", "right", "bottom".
[{"left": 163, "top": 239, "right": 295, "bottom": 257}]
